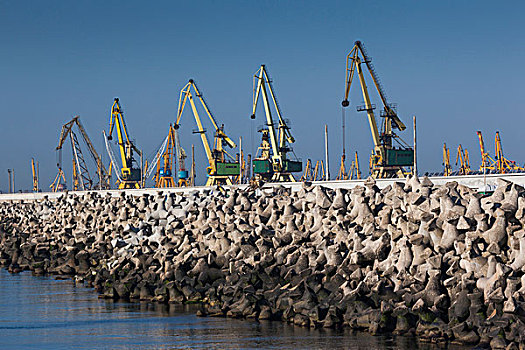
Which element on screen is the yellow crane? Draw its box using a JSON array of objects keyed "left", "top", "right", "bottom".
[
  {"left": 477, "top": 131, "right": 497, "bottom": 173},
  {"left": 342, "top": 41, "right": 413, "bottom": 178},
  {"left": 336, "top": 155, "right": 348, "bottom": 180},
  {"left": 50, "top": 167, "right": 67, "bottom": 192},
  {"left": 105, "top": 98, "right": 142, "bottom": 189},
  {"left": 149, "top": 124, "right": 189, "bottom": 188},
  {"left": 300, "top": 159, "right": 313, "bottom": 181},
  {"left": 349, "top": 151, "right": 362, "bottom": 180},
  {"left": 55, "top": 116, "right": 110, "bottom": 190},
  {"left": 312, "top": 160, "right": 325, "bottom": 181},
  {"left": 251, "top": 65, "right": 302, "bottom": 182},
  {"left": 176, "top": 79, "right": 239, "bottom": 186},
  {"left": 456, "top": 144, "right": 471, "bottom": 175},
  {"left": 174, "top": 125, "right": 189, "bottom": 187},
  {"left": 494, "top": 131, "right": 524, "bottom": 173},
  {"left": 31, "top": 158, "right": 39, "bottom": 192},
  {"left": 443, "top": 143, "right": 452, "bottom": 176},
  {"left": 337, "top": 151, "right": 361, "bottom": 180},
  {"left": 153, "top": 125, "right": 177, "bottom": 188}
]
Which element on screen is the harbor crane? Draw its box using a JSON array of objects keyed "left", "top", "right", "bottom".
[
  {"left": 50, "top": 167, "right": 66, "bottom": 192},
  {"left": 443, "top": 143, "right": 452, "bottom": 176},
  {"left": 153, "top": 125, "right": 176, "bottom": 188},
  {"left": 493, "top": 132, "right": 524, "bottom": 173},
  {"left": 342, "top": 41, "right": 413, "bottom": 178},
  {"left": 300, "top": 159, "right": 325, "bottom": 182},
  {"left": 336, "top": 156, "right": 348, "bottom": 180},
  {"left": 250, "top": 65, "right": 302, "bottom": 182},
  {"left": 105, "top": 98, "right": 142, "bottom": 189},
  {"left": 456, "top": 144, "right": 471, "bottom": 175},
  {"left": 337, "top": 151, "right": 361, "bottom": 180},
  {"left": 349, "top": 151, "right": 362, "bottom": 180},
  {"left": 31, "top": 158, "right": 39, "bottom": 192},
  {"left": 147, "top": 124, "right": 189, "bottom": 188},
  {"left": 312, "top": 160, "right": 325, "bottom": 181},
  {"left": 477, "top": 131, "right": 497, "bottom": 173},
  {"left": 54, "top": 115, "right": 110, "bottom": 190},
  {"left": 478, "top": 131, "right": 524, "bottom": 173},
  {"left": 176, "top": 79, "right": 239, "bottom": 186},
  {"left": 173, "top": 125, "right": 189, "bottom": 187},
  {"left": 301, "top": 159, "right": 312, "bottom": 181}
]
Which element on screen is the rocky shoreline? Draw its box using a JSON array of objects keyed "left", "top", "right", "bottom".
[{"left": 1, "top": 177, "right": 525, "bottom": 348}]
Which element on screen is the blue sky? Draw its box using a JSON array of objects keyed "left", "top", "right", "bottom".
[{"left": 1, "top": 0, "right": 524, "bottom": 191}]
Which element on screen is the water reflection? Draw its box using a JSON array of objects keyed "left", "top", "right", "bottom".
[{"left": 0, "top": 270, "right": 467, "bottom": 349}]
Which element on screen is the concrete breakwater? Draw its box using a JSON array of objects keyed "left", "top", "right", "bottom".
[{"left": 1, "top": 177, "right": 525, "bottom": 348}]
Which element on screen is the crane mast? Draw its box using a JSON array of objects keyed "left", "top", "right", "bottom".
[
  {"left": 107, "top": 98, "right": 142, "bottom": 189},
  {"left": 251, "top": 65, "right": 302, "bottom": 182},
  {"left": 342, "top": 41, "right": 413, "bottom": 178},
  {"left": 31, "top": 158, "right": 39, "bottom": 192},
  {"left": 349, "top": 151, "right": 362, "bottom": 180},
  {"left": 176, "top": 79, "right": 239, "bottom": 186},
  {"left": 443, "top": 143, "right": 452, "bottom": 176}
]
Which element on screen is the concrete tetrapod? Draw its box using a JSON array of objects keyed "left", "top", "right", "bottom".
[{"left": 3, "top": 178, "right": 525, "bottom": 347}]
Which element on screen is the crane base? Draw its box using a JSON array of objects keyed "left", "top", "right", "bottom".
[
  {"left": 157, "top": 177, "right": 176, "bottom": 188},
  {"left": 205, "top": 176, "right": 233, "bottom": 187},
  {"left": 118, "top": 181, "right": 141, "bottom": 190}
]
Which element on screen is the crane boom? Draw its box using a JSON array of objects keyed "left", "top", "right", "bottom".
[
  {"left": 176, "top": 79, "right": 239, "bottom": 186},
  {"left": 355, "top": 41, "right": 405, "bottom": 132}
]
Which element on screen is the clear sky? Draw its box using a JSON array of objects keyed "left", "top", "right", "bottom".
[{"left": 1, "top": 0, "right": 524, "bottom": 191}]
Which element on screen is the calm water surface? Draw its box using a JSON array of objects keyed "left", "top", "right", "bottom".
[{"left": 0, "top": 269, "right": 468, "bottom": 349}]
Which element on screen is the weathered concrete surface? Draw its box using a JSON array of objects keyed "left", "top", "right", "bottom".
[{"left": 2, "top": 176, "right": 525, "bottom": 348}]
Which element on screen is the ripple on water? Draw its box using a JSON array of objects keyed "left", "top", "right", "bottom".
[{"left": 0, "top": 270, "right": 469, "bottom": 350}]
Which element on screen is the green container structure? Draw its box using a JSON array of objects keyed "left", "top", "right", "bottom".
[
  {"left": 216, "top": 162, "right": 240, "bottom": 176},
  {"left": 123, "top": 168, "right": 142, "bottom": 181},
  {"left": 283, "top": 160, "right": 302, "bottom": 173},
  {"left": 385, "top": 149, "right": 414, "bottom": 167},
  {"left": 253, "top": 160, "right": 273, "bottom": 175}
]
